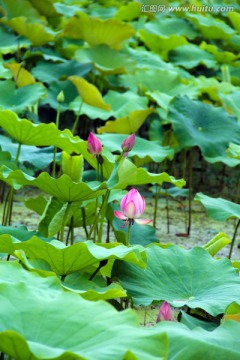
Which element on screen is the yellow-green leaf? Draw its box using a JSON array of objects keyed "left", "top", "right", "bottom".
[
  {"left": 63, "top": 12, "right": 134, "bottom": 50},
  {"left": 97, "top": 108, "right": 154, "bottom": 134},
  {"left": 69, "top": 75, "right": 111, "bottom": 110},
  {"left": 5, "top": 63, "right": 36, "bottom": 87}
]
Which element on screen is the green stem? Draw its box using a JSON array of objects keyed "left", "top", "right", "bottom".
[
  {"left": 60, "top": 202, "right": 72, "bottom": 242},
  {"left": 70, "top": 216, "right": 74, "bottom": 245},
  {"left": 126, "top": 223, "right": 131, "bottom": 246},
  {"left": 88, "top": 190, "right": 110, "bottom": 240},
  {"left": 165, "top": 188, "right": 170, "bottom": 234},
  {"left": 72, "top": 100, "right": 83, "bottom": 135},
  {"left": 187, "top": 149, "right": 194, "bottom": 236},
  {"left": 153, "top": 185, "right": 160, "bottom": 228},
  {"left": 81, "top": 207, "right": 89, "bottom": 239},
  {"left": 52, "top": 103, "right": 61, "bottom": 178},
  {"left": 98, "top": 191, "right": 110, "bottom": 243},
  {"left": 228, "top": 218, "right": 240, "bottom": 259}
]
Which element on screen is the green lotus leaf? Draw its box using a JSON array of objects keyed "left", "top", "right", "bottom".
[
  {"left": 62, "top": 272, "right": 127, "bottom": 301},
  {"left": 0, "top": 25, "right": 30, "bottom": 55},
  {"left": 0, "top": 225, "right": 52, "bottom": 242},
  {"left": 0, "top": 58, "right": 12, "bottom": 79},
  {"left": 123, "top": 46, "right": 178, "bottom": 71},
  {"left": 112, "top": 245, "right": 240, "bottom": 315},
  {"left": 74, "top": 45, "right": 135, "bottom": 74},
  {"left": 0, "top": 80, "right": 46, "bottom": 112},
  {"left": 195, "top": 76, "right": 234, "bottom": 102},
  {"left": 138, "top": 30, "right": 188, "bottom": 59},
  {"left": 107, "top": 157, "right": 185, "bottom": 189},
  {"left": 63, "top": 12, "right": 135, "bottom": 49},
  {"left": 24, "top": 195, "right": 47, "bottom": 215},
  {"left": 203, "top": 232, "right": 231, "bottom": 256},
  {"left": 6, "top": 17, "right": 55, "bottom": 45},
  {"left": 168, "top": 96, "right": 240, "bottom": 157},
  {"left": 0, "top": 110, "right": 84, "bottom": 152},
  {"left": 228, "top": 11, "right": 240, "bottom": 32},
  {"left": 5, "top": 62, "right": 36, "bottom": 87},
  {"left": 0, "top": 166, "right": 107, "bottom": 202},
  {"left": 203, "top": 155, "right": 240, "bottom": 167},
  {"left": 0, "top": 134, "right": 58, "bottom": 170},
  {"left": 169, "top": 44, "right": 217, "bottom": 69},
  {"left": 70, "top": 90, "right": 148, "bottom": 120},
  {"left": 186, "top": 13, "right": 235, "bottom": 40},
  {"left": 115, "top": 1, "right": 141, "bottom": 21},
  {"left": 200, "top": 41, "right": 237, "bottom": 64},
  {"left": 179, "top": 311, "right": 218, "bottom": 331},
  {"left": 150, "top": 321, "right": 240, "bottom": 359},
  {"left": 0, "top": 149, "right": 16, "bottom": 169},
  {"left": 43, "top": 79, "right": 79, "bottom": 111},
  {"left": 1, "top": 0, "right": 41, "bottom": 22},
  {"left": 0, "top": 235, "right": 147, "bottom": 275},
  {"left": 28, "top": 0, "right": 60, "bottom": 19},
  {"left": 0, "top": 262, "right": 168, "bottom": 360},
  {"left": 145, "top": 16, "right": 198, "bottom": 39},
  {"left": 32, "top": 60, "right": 92, "bottom": 84},
  {"left": 119, "top": 68, "right": 180, "bottom": 93},
  {"left": 194, "top": 193, "right": 240, "bottom": 221},
  {"left": 97, "top": 108, "right": 154, "bottom": 134},
  {"left": 98, "top": 133, "right": 174, "bottom": 166}
]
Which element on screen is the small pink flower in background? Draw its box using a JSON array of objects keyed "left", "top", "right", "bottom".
[
  {"left": 114, "top": 188, "right": 152, "bottom": 227},
  {"left": 87, "top": 132, "right": 102, "bottom": 157},
  {"left": 121, "top": 134, "right": 136, "bottom": 157},
  {"left": 156, "top": 302, "right": 173, "bottom": 323}
]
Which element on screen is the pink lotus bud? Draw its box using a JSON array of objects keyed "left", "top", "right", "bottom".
[
  {"left": 87, "top": 132, "right": 102, "bottom": 156},
  {"left": 156, "top": 302, "right": 173, "bottom": 323},
  {"left": 121, "top": 134, "right": 136, "bottom": 156},
  {"left": 114, "top": 188, "right": 152, "bottom": 226}
]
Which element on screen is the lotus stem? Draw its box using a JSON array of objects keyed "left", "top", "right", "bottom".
[
  {"left": 52, "top": 102, "right": 61, "bottom": 178},
  {"left": 187, "top": 149, "right": 194, "bottom": 236},
  {"left": 98, "top": 191, "right": 110, "bottom": 243},
  {"left": 165, "top": 187, "right": 170, "bottom": 234},
  {"left": 60, "top": 202, "right": 72, "bottom": 243},
  {"left": 228, "top": 218, "right": 240, "bottom": 259},
  {"left": 72, "top": 100, "right": 83, "bottom": 135},
  {"left": 126, "top": 223, "right": 131, "bottom": 246},
  {"left": 81, "top": 207, "right": 89, "bottom": 238},
  {"left": 88, "top": 190, "right": 110, "bottom": 240},
  {"left": 153, "top": 185, "right": 160, "bottom": 228}
]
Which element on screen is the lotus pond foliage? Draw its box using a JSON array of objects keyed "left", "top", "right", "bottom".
[{"left": 0, "top": 0, "right": 239, "bottom": 359}]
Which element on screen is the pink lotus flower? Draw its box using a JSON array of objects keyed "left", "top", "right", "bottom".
[
  {"left": 114, "top": 188, "right": 152, "bottom": 227},
  {"left": 121, "top": 134, "right": 136, "bottom": 157},
  {"left": 87, "top": 132, "right": 102, "bottom": 157},
  {"left": 156, "top": 302, "right": 173, "bottom": 323}
]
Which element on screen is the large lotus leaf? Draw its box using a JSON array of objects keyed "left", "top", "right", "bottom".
[
  {"left": 186, "top": 13, "right": 235, "bottom": 40},
  {"left": 200, "top": 41, "right": 236, "bottom": 64},
  {"left": 62, "top": 12, "right": 135, "bottom": 49},
  {"left": 5, "top": 62, "right": 36, "bottom": 87},
  {"left": 0, "top": 149, "right": 17, "bottom": 169},
  {"left": 228, "top": 11, "right": 240, "bottom": 32},
  {"left": 138, "top": 30, "right": 188, "bottom": 58},
  {"left": 28, "top": 0, "right": 60, "bottom": 18},
  {"left": 194, "top": 193, "right": 240, "bottom": 221},
  {"left": 227, "top": 143, "right": 240, "bottom": 160},
  {"left": 1, "top": 0, "right": 41, "bottom": 21},
  {"left": 179, "top": 311, "right": 218, "bottom": 332},
  {"left": 0, "top": 134, "right": 58, "bottom": 170},
  {"left": 203, "top": 155, "right": 240, "bottom": 167},
  {"left": 0, "top": 225, "right": 52, "bottom": 242},
  {"left": 107, "top": 157, "right": 185, "bottom": 189},
  {"left": 32, "top": 60, "right": 92, "bottom": 84},
  {"left": 145, "top": 17, "right": 198, "bottom": 39},
  {"left": 70, "top": 90, "right": 148, "bottom": 120},
  {"left": 0, "top": 80, "right": 46, "bottom": 112},
  {"left": 123, "top": 46, "right": 178, "bottom": 72},
  {"left": 0, "top": 110, "right": 84, "bottom": 152},
  {"left": 62, "top": 272, "right": 127, "bottom": 301},
  {"left": 169, "top": 44, "right": 217, "bottom": 69},
  {"left": 149, "top": 321, "right": 240, "bottom": 360},
  {"left": 119, "top": 68, "right": 181, "bottom": 93},
  {"left": 115, "top": 1, "right": 141, "bottom": 21},
  {"left": 98, "top": 133, "right": 174, "bottom": 166},
  {"left": 6, "top": 17, "right": 55, "bottom": 45},
  {"left": 0, "top": 166, "right": 107, "bottom": 202},
  {"left": 0, "top": 235, "right": 147, "bottom": 275},
  {"left": 112, "top": 245, "right": 240, "bottom": 315},
  {"left": 195, "top": 76, "right": 234, "bottom": 102},
  {"left": 0, "top": 25, "right": 30, "bottom": 55},
  {"left": 69, "top": 75, "right": 111, "bottom": 110},
  {"left": 0, "top": 262, "right": 168, "bottom": 360},
  {"left": 97, "top": 108, "right": 154, "bottom": 134},
  {"left": 168, "top": 96, "right": 240, "bottom": 157},
  {"left": 74, "top": 45, "right": 135, "bottom": 74},
  {"left": 43, "top": 79, "right": 79, "bottom": 111}
]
